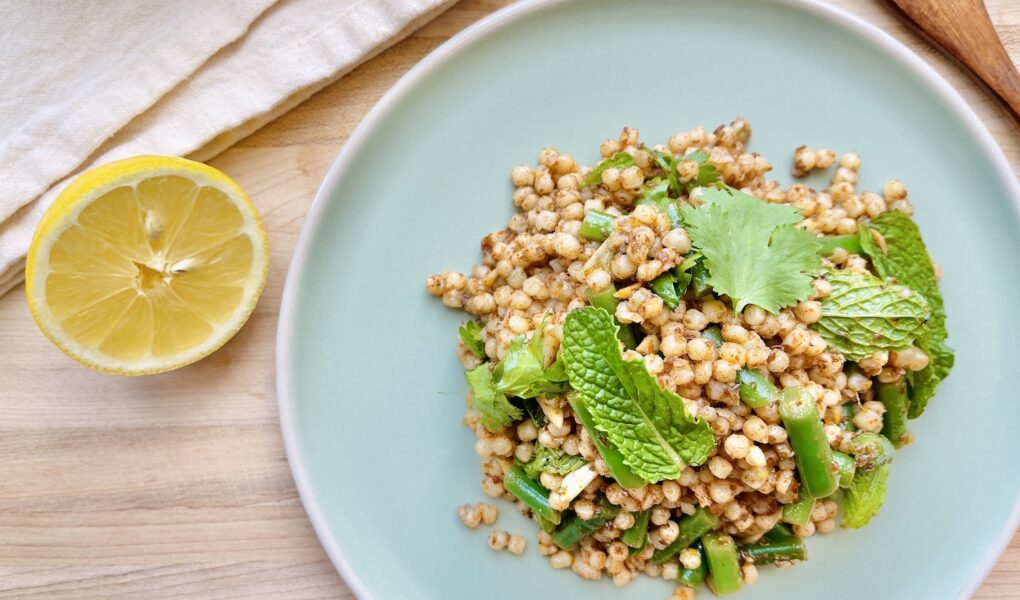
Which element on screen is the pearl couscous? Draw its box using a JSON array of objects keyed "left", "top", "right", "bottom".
[{"left": 430, "top": 120, "right": 952, "bottom": 596}]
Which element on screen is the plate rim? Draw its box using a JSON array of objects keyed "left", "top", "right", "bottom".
[{"left": 275, "top": 1, "right": 1020, "bottom": 598}]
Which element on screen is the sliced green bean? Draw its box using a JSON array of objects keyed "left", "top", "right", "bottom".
[
  {"left": 579, "top": 210, "right": 615, "bottom": 241},
  {"left": 651, "top": 507, "right": 720, "bottom": 564},
  {"left": 701, "top": 325, "right": 723, "bottom": 347},
  {"left": 762, "top": 523, "right": 795, "bottom": 543},
  {"left": 877, "top": 379, "right": 910, "bottom": 448},
  {"left": 782, "top": 495, "right": 815, "bottom": 526},
  {"left": 553, "top": 499, "right": 619, "bottom": 550},
  {"left": 832, "top": 450, "right": 856, "bottom": 488},
  {"left": 816, "top": 234, "right": 863, "bottom": 256},
  {"left": 703, "top": 532, "right": 741, "bottom": 596},
  {"left": 780, "top": 387, "right": 838, "bottom": 499},
  {"left": 537, "top": 515, "right": 558, "bottom": 533},
  {"left": 678, "top": 543, "right": 707, "bottom": 587},
  {"left": 650, "top": 271, "right": 681, "bottom": 309},
  {"left": 504, "top": 464, "right": 561, "bottom": 525},
  {"left": 568, "top": 395, "right": 644, "bottom": 489},
  {"left": 849, "top": 432, "right": 894, "bottom": 471},
  {"left": 584, "top": 285, "right": 637, "bottom": 349},
  {"left": 739, "top": 535, "right": 807, "bottom": 563},
  {"left": 621, "top": 509, "right": 650, "bottom": 549},
  {"left": 736, "top": 368, "right": 778, "bottom": 408}
]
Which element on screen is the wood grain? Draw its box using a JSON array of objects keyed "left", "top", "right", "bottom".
[
  {"left": 0, "top": 1, "right": 1017, "bottom": 598},
  {"left": 890, "top": 0, "right": 1020, "bottom": 118}
]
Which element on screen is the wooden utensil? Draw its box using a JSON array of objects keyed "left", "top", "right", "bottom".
[{"left": 888, "top": 0, "right": 1020, "bottom": 118}]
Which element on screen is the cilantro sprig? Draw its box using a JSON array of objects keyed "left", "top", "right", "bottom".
[{"left": 681, "top": 186, "right": 822, "bottom": 313}]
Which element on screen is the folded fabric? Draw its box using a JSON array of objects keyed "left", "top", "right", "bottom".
[{"left": 0, "top": 0, "right": 454, "bottom": 297}]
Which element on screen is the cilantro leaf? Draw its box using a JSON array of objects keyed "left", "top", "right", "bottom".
[
  {"left": 682, "top": 149, "right": 722, "bottom": 190},
  {"left": 681, "top": 186, "right": 821, "bottom": 313},
  {"left": 842, "top": 463, "right": 889, "bottom": 528},
  {"left": 813, "top": 269, "right": 931, "bottom": 361},
  {"left": 523, "top": 444, "right": 588, "bottom": 479},
  {"left": 494, "top": 317, "right": 569, "bottom": 398},
  {"left": 860, "top": 212, "right": 954, "bottom": 418},
  {"left": 585, "top": 152, "right": 634, "bottom": 186},
  {"left": 466, "top": 364, "right": 522, "bottom": 430},
  {"left": 560, "top": 307, "right": 714, "bottom": 483},
  {"left": 647, "top": 149, "right": 682, "bottom": 196},
  {"left": 636, "top": 178, "right": 683, "bottom": 228},
  {"left": 459, "top": 320, "right": 485, "bottom": 357}
]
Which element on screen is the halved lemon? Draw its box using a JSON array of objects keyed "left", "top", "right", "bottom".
[{"left": 26, "top": 155, "right": 269, "bottom": 375}]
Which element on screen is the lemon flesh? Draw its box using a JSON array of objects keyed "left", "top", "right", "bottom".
[{"left": 26, "top": 155, "right": 269, "bottom": 375}]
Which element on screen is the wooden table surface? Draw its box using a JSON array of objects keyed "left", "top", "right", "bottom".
[{"left": 1, "top": 1, "right": 1017, "bottom": 598}]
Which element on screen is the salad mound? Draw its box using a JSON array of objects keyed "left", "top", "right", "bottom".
[{"left": 427, "top": 120, "right": 952, "bottom": 597}]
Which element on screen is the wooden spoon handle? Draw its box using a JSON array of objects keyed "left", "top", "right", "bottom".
[{"left": 890, "top": 0, "right": 1020, "bottom": 118}]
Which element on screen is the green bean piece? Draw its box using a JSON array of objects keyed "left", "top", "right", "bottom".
[
  {"left": 839, "top": 403, "right": 857, "bottom": 432},
  {"left": 650, "top": 272, "right": 681, "bottom": 309},
  {"left": 537, "top": 515, "right": 558, "bottom": 533},
  {"left": 628, "top": 535, "right": 647, "bottom": 557},
  {"left": 651, "top": 508, "right": 720, "bottom": 564},
  {"left": 553, "top": 499, "right": 619, "bottom": 550},
  {"left": 584, "top": 285, "right": 637, "bottom": 349},
  {"left": 677, "top": 541, "right": 706, "bottom": 585},
  {"left": 736, "top": 368, "right": 778, "bottom": 408},
  {"left": 782, "top": 495, "right": 815, "bottom": 526},
  {"left": 816, "top": 234, "right": 863, "bottom": 256},
  {"left": 568, "top": 395, "right": 645, "bottom": 489},
  {"left": 504, "top": 464, "right": 561, "bottom": 525},
  {"left": 621, "top": 509, "right": 650, "bottom": 549},
  {"left": 678, "top": 543, "right": 707, "bottom": 587},
  {"left": 703, "top": 532, "right": 742, "bottom": 596},
  {"left": 761, "top": 523, "right": 795, "bottom": 543},
  {"left": 579, "top": 210, "right": 615, "bottom": 241},
  {"left": 739, "top": 536, "right": 807, "bottom": 563},
  {"left": 701, "top": 325, "right": 723, "bottom": 347},
  {"left": 831, "top": 450, "right": 857, "bottom": 488},
  {"left": 779, "top": 387, "right": 839, "bottom": 498},
  {"left": 849, "top": 432, "right": 894, "bottom": 471},
  {"left": 877, "top": 379, "right": 910, "bottom": 447}
]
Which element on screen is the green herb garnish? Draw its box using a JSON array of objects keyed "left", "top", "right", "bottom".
[
  {"left": 458, "top": 320, "right": 485, "bottom": 357},
  {"left": 681, "top": 186, "right": 822, "bottom": 313},
  {"left": 585, "top": 152, "right": 634, "bottom": 186},
  {"left": 523, "top": 444, "right": 587, "bottom": 479},
  {"left": 559, "top": 307, "right": 714, "bottom": 483},
  {"left": 812, "top": 269, "right": 930, "bottom": 361},
  {"left": 860, "top": 211, "right": 954, "bottom": 418}
]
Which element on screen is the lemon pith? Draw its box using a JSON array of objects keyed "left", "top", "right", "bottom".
[{"left": 26, "top": 155, "right": 269, "bottom": 375}]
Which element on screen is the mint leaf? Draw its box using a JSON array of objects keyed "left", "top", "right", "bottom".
[
  {"left": 842, "top": 463, "right": 889, "bottom": 528},
  {"left": 860, "top": 212, "right": 954, "bottom": 418},
  {"left": 906, "top": 340, "right": 954, "bottom": 418},
  {"left": 681, "top": 186, "right": 821, "bottom": 313},
  {"left": 523, "top": 444, "right": 588, "bottom": 479},
  {"left": 459, "top": 320, "right": 485, "bottom": 357},
  {"left": 585, "top": 152, "right": 634, "bottom": 186},
  {"left": 466, "top": 364, "right": 522, "bottom": 430},
  {"left": 560, "top": 307, "right": 714, "bottom": 483},
  {"left": 813, "top": 269, "right": 930, "bottom": 361}
]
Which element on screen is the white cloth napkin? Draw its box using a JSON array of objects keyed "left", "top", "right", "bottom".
[{"left": 0, "top": 0, "right": 454, "bottom": 296}]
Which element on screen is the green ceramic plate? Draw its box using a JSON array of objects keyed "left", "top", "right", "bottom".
[{"left": 277, "top": 1, "right": 1020, "bottom": 598}]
